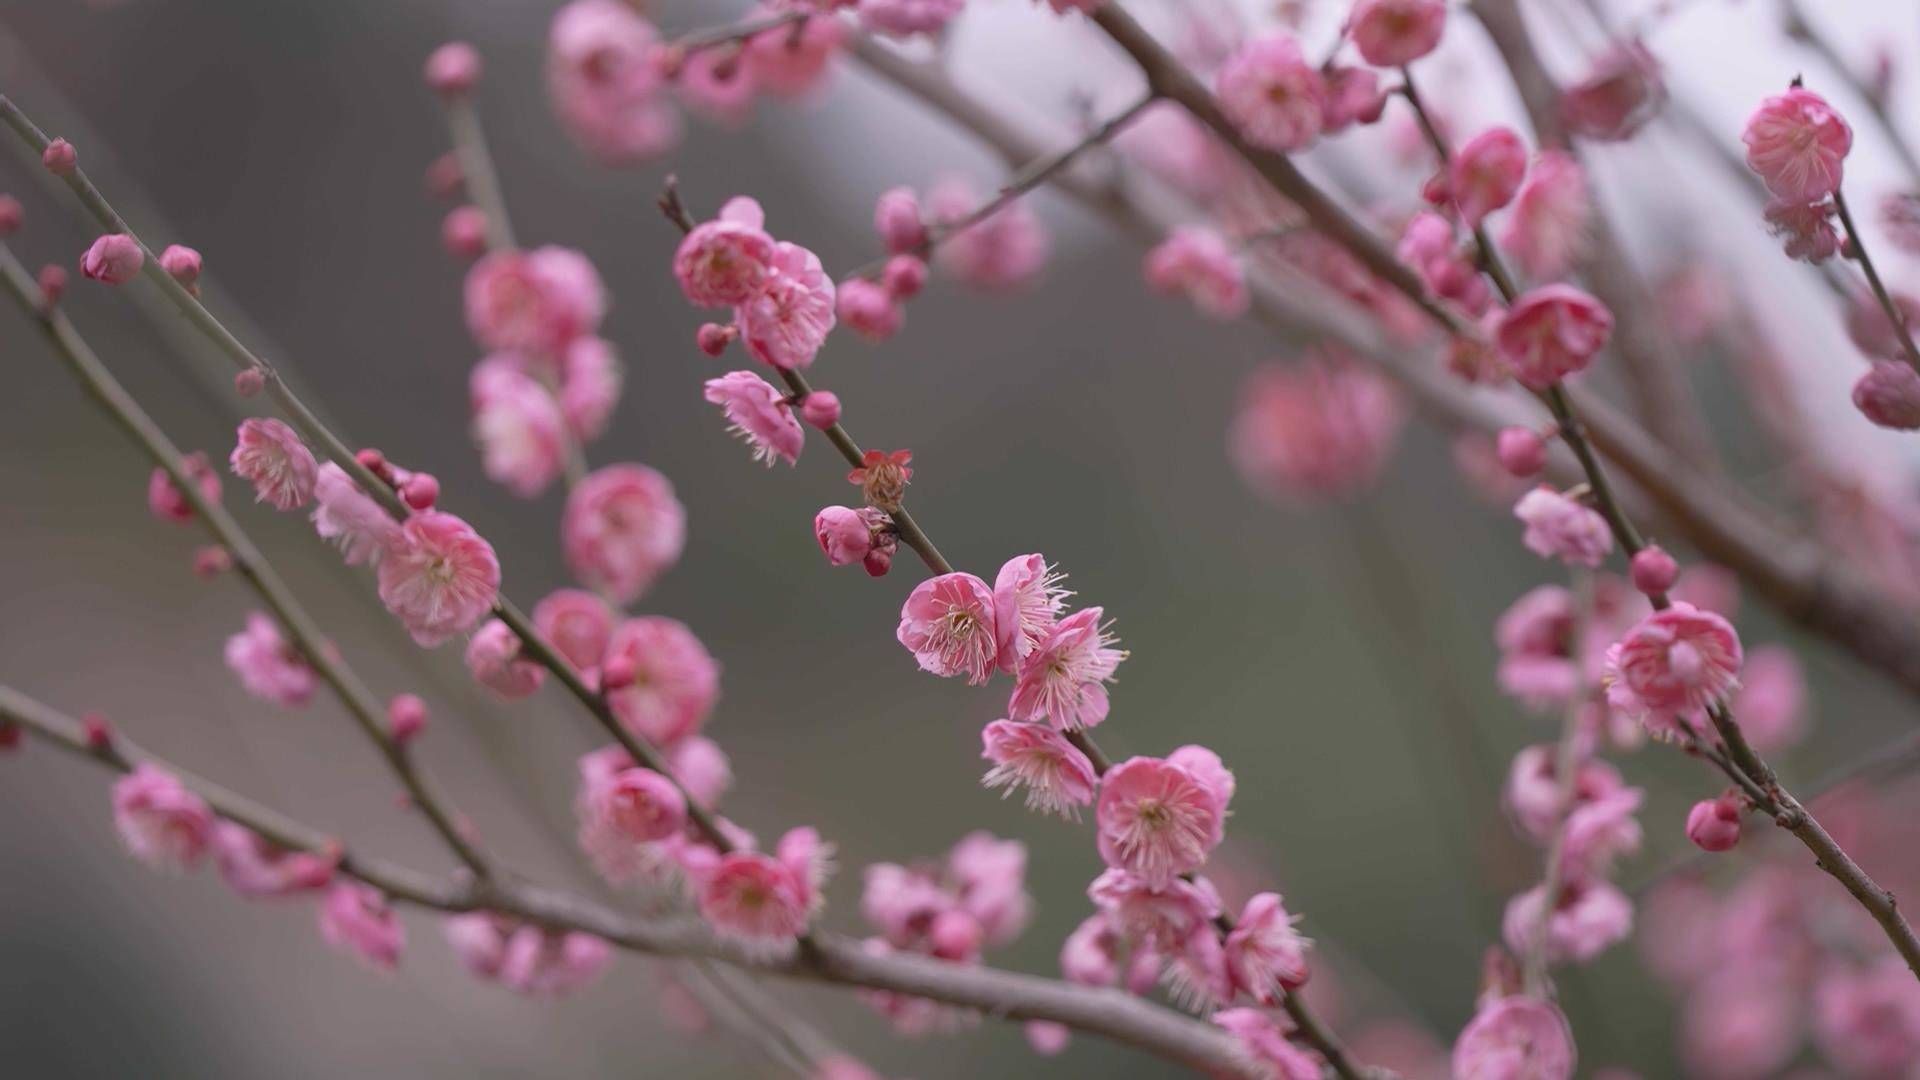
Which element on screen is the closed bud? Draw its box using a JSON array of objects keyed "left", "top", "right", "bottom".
[
  {"left": 601, "top": 653, "right": 638, "bottom": 692},
  {"left": 387, "top": 694, "right": 429, "bottom": 746},
  {"left": 0, "top": 720, "right": 20, "bottom": 753},
  {"left": 1685, "top": 793, "right": 1743, "bottom": 852},
  {"left": 873, "top": 186, "right": 927, "bottom": 254},
  {"left": 402, "top": 473, "right": 440, "bottom": 511},
  {"left": 234, "top": 368, "right": 266, "bottom": 397},
  {"left": 800, "top": 390, "right": 842, "bottom": 430},
  {"left": 1495, "top": 426, "right": 1547, "bottom": 477},
  {"left": 882, "top": 255, "right": 928, "bottom": 300},
  {"left": 193, "top": 545, "right": 234, "bottom": 578},
  {"left": 696, "top": 322, "right": 737, "bottom": 357},
  {"left": 814, "top": 505, "right": 871, "bottom": 566},
  {"left": 424, "top": 42, "right": 482, "bottom": 98},
  {"left": 36, "top": 264, "right": 67, "bottom": 308},
  {"left": 0, "top": 194, "right": 21, "bottom": 237},
  {"left": 1630, "top": 544, "right": 1679, "bottom": 596},
  {"left": 80, "top": 233, "right": 143, "bottom": 284},
  {"left": 82, "top": 712, "right": 113, "bottom": 751},
  {"left": 42, "top": 138, "right": 77, "bottom": 175},
  {"left": 441, "top": 206, "right": 487, "bottom": 260},
  {"left": 1852, "top": 361, "right": 1920, "bottom": 430},
  {"left": 159, "top": 244, "right": 203, "bottom": 289},
  {"left": 425, "top": 153, "right": 464, "bottom": 201}
]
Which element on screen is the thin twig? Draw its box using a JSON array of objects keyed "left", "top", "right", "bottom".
[{"left": 1834, "top": 185, "right": 1920, "bottom": 371}]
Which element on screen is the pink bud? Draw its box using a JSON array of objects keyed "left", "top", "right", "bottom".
[
  {"left": 36, "top": 264, "right": 67, "bottom": 308},
  {"left": 0, "top": 194, "right": 21, "bottom": 237},
  {"left": 425, "top": 153, "right": 464, "bottom": 201},
  {"left": 234, "top": 368, "right": 266, "bottom": 397},
  {"left": 159, "top": 244, "right": 202, "bottom": 288},
  {"left": 601, "top": 653, "right": 638, "bottom": 692},
  {"left": 82, "top": 712, "right": 113, "bottom": 751},
  {"left": 42, "top": 138, "right": 76, "bottom": 175},
  {"left": 424, "top": 42, "right": 482, "bottom": 97},
  {"left": 696, "top": 322, "right": 737, "bottom": 357},
  {"left": 814, "top": 505, "right": 872, "bottom": 566},
  {"left": 882, "top": 255, "right": 928, "bottom": 300},
  {"left": 873, "top": 186, "right": 927, "bottom": 254},
  {"left": 800, "top": 390, "right": 842, "bottom": 430},
  {"left": 80, "top": 233, "right": 143, "bottom": 284},
  {"left": 441, "top": 206, "right": 487, "bottom": 260},
  {"left": 863, "top": 535, "right": 897, "bottom": 578},
  {"left": 1852, "top": 361, "right": 1920, "bottom": 430},
  {"left": 1630, "top": 545, "right": 1679, "bottom": 596},
  {"left": 929, "top": 909, "right": 984, "bottom": 961},
  {"left": 1685, "top": 794, "right": 1743, "bottom": 852},
  {"left": 1495, "top": 427, "right": 1547, "bottom": 477},
  {"left": 355, "top": 447, "right": 391, "bottom": 482},
  {"left": 401, "top": 473, "right": 440, "bottom": 511},
  {"left": 388, "top": 694, "right": 429, "bottom": 745},
  {"left": 192, "top": 545, "right": 234, "bottom": 578}
]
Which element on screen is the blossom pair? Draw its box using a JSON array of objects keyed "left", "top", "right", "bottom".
[{"left": 675, "top": 197, "right": 837, "bottom": 370}]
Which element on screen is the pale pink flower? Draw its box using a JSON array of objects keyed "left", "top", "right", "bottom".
[
  {"left": 1734, "top": 645, "right": 1807, "bottom": 752},
  {"left": 1743, "top": 86, "right": 1852, "bottom": 204},
  {"left": 1503, "top": 877, "right": 1633, "bottom": 966},
  {"left": 897, "top": 572, "right": 1000, "bottom": 684},
  {"left": 111, "top": 763, "right": 214, "bottom": 871},
  {"left": 588, "top": 764, "right": 688, "bottom": 843},
  {"left": 465, "top": 247, "right": 607, "bottom": 356},
  {"left": 1503, "top": 746, "right": 1627, "bottom": 842},
  {"left": 927, "top": 178, "right": 1051, "bottom": 291},
  {"left": 1560, "top": 786, "right": 1643, "bottom": 876},
  {"left": 1088, "top": 868, "right": 1223, "bottom": 951},
  {"left": 698, "top": 849, "right": 811, "bottom": 941},
  {"left": 1144, "top": 227, "right": 1248, "bottom": 319},
  {"left": 224, "top": 611, "right": 317, "bottom": 707},
  {"left": 1853, "top": 361, "right": 1920, "bottom": 430},
  {"left": 1321, "top": 65, "right": 1388, "bottom": 134},
  {"left": 1348, "top": 0, "right": 1447, "bottom": 67},
  {"left": 676, "top": 44, "right": 758, "bottom": 127},
  {"left": 465, "top": 618, "right": 546, "bottom": 699},
  {"left": 318, "top": 881, "right": 405, "bottom": 970},
  {"left": 992, "top": 553, "right": 1070, "bottom": 673},
  {"left": 80, "top": 233, "right": 143, "bottom": 284},
  {"left": 1603, "top": 603, "right": 1743, "bottom": 722},
  {"left": 210, "top": 822, "right": 335, "bottom": 898},
  {"left": 559, "top": 336, "right": 622, "bottom": 442},
  {"left": 1217, "top": 34, "right": 1325, "bottom": 152},
  {"left": 532, "top": 588, "right": 614, "bottom": 671},
  {"left": 1452, "top": 996, "right": 1576, "bottom": 1080},
  {"left": 1561, "top": 44, "right": 1664, "bottom": 141},
  {"left": 674, "top": 204, "right": 777, "bottom": 307},
  {"left": 736, "top": 241, "right": 837, "bottom": 369},
  {"left": 668, "top": 736, "right": 734, "bottom": 810},
  {"left": 1230, "top": 354, "right": 1406, "bottom": 500},
  {"left": 1399, "top": 211, "right": 1493, "bottom": 315},
  {"left": 229, "top": 417, "right": 318, "bottom": 511},
  {"left": 376, "top": 510, "right": 502, "bottom": 647},
  {"left": 603, "top": 616, "right": 720, "bottom": 747},
  {"left": 1495, "top": 585, "right": 1582, "bottom": 709},
  {"left": 1225, "top": 892, "right": 1310, "bottom": 1002},
  {"left": 1814, "top": 960, "right": 1920, "bottom": 1075},
  {"left": 470, "top": 357, "right": 568, "bottom": 497},
  {"left": 311, "top": 462, "right": 401, "bottom": 566},
  {"left": 857, "top": 0, "right": 964, "bottom": 38},
  {"left": 1095, "top": 756, "right": 1227, "bottom": 886},
  {"left": 148, "top": 451, "right": 222, "bottom": 523},
  {"left": 741, "top": 11, "right": 845, "bottom": 99},
  {"left": 1214, "top": 1008, "right": 1325, "bottom": 1079},
  {"left": 947, "top": 831, "right": 1031, "bottom": 947},
  {"left": 836, "top": 277, "right": 904, "bottom": 341},
  {"left": 980, "top": 719, "right": 1098, "bottom": 818},
  {"left": 498, "top": 925, "right": 613, "bottom": 997},
  {"left": 1500, "top": 151, "right": 1591, "bottom": 278},
  {"left": 704, "top": 369, "right": 804, "bottom": 466},
  {"left": 547, "top": 0, "right": 674, "bottom": 165},
  {"left": 1496, "top": 284, "right": 1613, "bottom": 389},
  {"left": 1009, "top": 607, "right": 1126, "bottom": 731},
  {"left": 1450, "top": 127, "right": 1528, "bottom": 228},
  {"left": 1026, "top": 1021, "right": 1071, "bottom": 1056},
  {"left": 1514, "top": 486, "right": 1613, "bottom": 568},
  {"left": 562, "top": 464, "right": 686, "bottom": 604}
]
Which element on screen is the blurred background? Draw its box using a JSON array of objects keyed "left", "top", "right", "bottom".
[{"left": 3, "top": 0, "right": 1920, "bottom": 1076}]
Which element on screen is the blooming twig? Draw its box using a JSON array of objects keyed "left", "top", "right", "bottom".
[{"left": 1521, "top": 572, "right": 1590, "bottom": 996}]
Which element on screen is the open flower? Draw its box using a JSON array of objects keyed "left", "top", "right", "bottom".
[
  {"left": 1603, "top": 602, "right": 1743, "bottom": 723},
  {"left": 376, "top": 510, "right": 502, "bottom": 647},
  {"left": 532, "top": 588, "right": 614, "bottom": 672},
  {"left": 1217, "top": 34, "right": 1325, "bottom": 152},
  {"left": 926, "top": 178, "right": 1051, "bottom": 291},
  {"left": 1008, "top": 607, "right": 1126, "bottom": 731},
  {"left": 993, "top": 554, "right": 1070, "bottom": 673},
  {"left": 1348, "top": 0, "right": 1447, "bottom": 66},
  {"left": 1225, "top": 892, "right": 1311, "bottom": 1002},
  {"left": 211, "top": 822, "right": 335, "bottom": 898},
  {"left": 1500, "top": 151, "right": 1590, "bottom": 278},
  {"left": 980, "top": 719, "right": 1098, "bottom": 818},
  {"left": 470, "top": 358, "right": 567, "bottom": 497},
  {"left": 1143, "top": 227, "right": 1248, "bottom": 319},
  {"left": 1743, "top": 86, "right": 1852, "bottom": 204},
  {"left": 224, "top": 611, "right": 317, "bottom": 707},
  {"left": 1215, "top": 1008, "right": 1325, "bottom": 1079},
  {"left": 465, "top": 246, "right": 606, "bottom": 357},
  {"left": 586, "top": 764, "right": 688, "bottom": 843},
  {"left": 230, "top": 418, "right": 318, "bottom": 511},
  {"left": 465, "top": 618, "right": 546, "bottom": 699},
  {"left": 1095, "top": 755, "right": 1228, "bottom": 886},
  {"left": 703, "top": 369, "right": 804, "bottom": 466},
  {"left": 311, "top": 462, "right": 401, "bottom": 566},
  {"left": 112, "top": 764, "right": 214, "bottom": 871},
  {"left": 1453, "top": 996, "right": 1576, "bottom": 1080},
  {"left": 1513, "top": 486, "right": 1613, "bottom": 568},
  {"left": 1230, "top": 353, "right": 1405, "bottom": 500},
  {"left": 562, "top": 464, "right": 686, "bottom": 605},
  {"left": 897, "top": 572, "right": 999, "bottom": 684},
  {"left": 318, "top": 881, "right": 405, "bottom": 970},
  {"left": 1496, "top": 285, "right": 1613, "bottom": 389},
  {"left": 674, "top": 202, "right": 777, "bottom": 307},
  {"left": 1502, "top": 877, "right": 1634, "bottom": 966}
]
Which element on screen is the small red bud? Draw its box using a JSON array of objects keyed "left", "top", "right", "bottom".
[
  {"left": 192, "top": 545, "right": 234, "bottom": 578},
  {"left": 0, "top": 720, "right": 22, "bottom": 753},
  {"left": 800, "top": 390, "right": 842, "bottom": 430},
  {"left": 81, "top": 712, "right": 113, "bottom": 751},
  {"left": 424, "top": 42, "right": 482, "bottom": 98},
  {"left": 696, "top": 322, "right": 736, "bottom": 357},
  {"left": 0, "top": 194, "right": 22, "bottom": 237},
  {"left": 355, "top": 448, "right": 394, "bottom": 484},
  {"left": 388, "top": 693, "right": 429, "bottom": 746},
  {"left": 234, "top": 368, "right": 266, "bottom": 397},
  {"left": 401, "top": 473, "right": 440, "bottom": 511},
  {"left": 441, "top": 206, "right": 488, "bottom": 260},
  {"left": 1495, "top": 426, "right": 1547, "bottom": 478},
  {"left": 1630, "top": 545, "right": 1679, "bottom": 597}
]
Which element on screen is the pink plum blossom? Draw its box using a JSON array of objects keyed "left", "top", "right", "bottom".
[
  {"left": 1686, "top": 794, "right": 1743, "bottom": 852},
  {"left": 587, "top": 764, "right": 688, "bottom": 843},
  {"left": 1348, "top": 0, "right": 1447, "bottom": 67},
  {"left": 697, "top": 847, "right": 811, "bottom": 941},
  {"left": 1225, "top": 892, "right": 1311, "bottom": 1002},
  {"left": 465, "top": 618, "right": 546, "bottom": 699},
  {"left": 741, "top": 12, "right": 845, "bottom": 99},
  {"left": 675, "top": 47, "right": 757, "bottom": 127},
  {"left": 673, "top": 202, "right": 777, "bottom": 307},
  {"left": 318, "top": 881, "right": 405, "bottom": 970},
  {"left": 602, "top": 616, "right": 720, "bottom": 747},
  {"left": 1008, "top": 607, "right": 1125, "bottom": 731},
  {"left": 1143, "top": 227, "right": 1248, "bottom": 319},
  {"left": 1450, "top": 127, "right": 1528, "bottom": 228},
  {"left": 1561, "top": 44, "right": 1665, "bottom": 141},
  {"left": 210, "top": 822, "right": 335, "bottom": 898},
  {"left": 1452, "top": 996, "right": 1576, "bottom": 1080},
  {"left": 1231, "top": 354, "right": 1405, "bottom": 500},
  {"left": 562, "top": 464, "right": 686, "bottom": 604},
  {"left": 814, "top": 505, "right": 881, "bottom": 567},
  {"left": 836, "top": 277, "right": 904, "bottom": 341},
  {"left": 80, "top": 233, "right": 143, "bottom": 283},
  {"left": 148, "top": 452, "right": 222, "bottom": 523},
  {"left": 1214, "top": 1008, "right": 1325, "bottom": 1079},
  {"left": 1088, "top": 868, "right": 1222, "bottom": 952},
  {"left": 1501, "top": 151, "right": 1591, "bottom": 278},
  {"left": 1217, "top": 34, "right": 1325, "bottom": 153},
  {"left": 470, "top": 357, "right": 567, "bottom": 497},
  {"left": 532, "top": 588, "right": 613, "bottom": 672},
  {"left": 926, "top": 179, "right": 1051, "bottom": 291},
  {"left": 1496, "top": 284, "right": 1614, "bottom": 389},
  {"left": 979, "top": 719, "right": 1098, "bottom": 818},
  {"left": 546, "top": 0, "right": 675, "bottom": 165},
  {"left": 376, "top": 510, "right": 502, "bottom": 647},
  {"left": 1853, "top": 361, "right": 1920, "bottom": 430},
  {"left": 1400, "top": 211, "right": 1493, "bottom": 315},
  {"left": 1743, "top": 86, "right": 1852, "bottom": 204},
  {"left": 558, "top": 336, "right": 623, "bottom": 441},
  {"left": 1322, "top": 66, "right": 1389, "bottom": 134},
  {"left": 1813, "top": 960, "right": 1920, "bottom": 1075},
  {"left": 735, "top": 240, "right": 837, "bottom": 370},
  {"left": 897, "top": 572, "right": 1000, "bottom": 685},
  {"left": 992, "top": 553, "right": 1070, "bottom": 673},
  {"left": 1603, "top": 602, "right": 1743, "bottom": 724},
  {"left": 311, "top": 463, "right": 401, "bottom": 566},
  {"left": 704, "top": 369, "right": 805, "bottom": 466},
  {"left": 856, "top": 0, "right": 964, "bottom": 38},
  {"left": 1095, "top": 755, "right": 1228, "bottom": 886},
  {"left": 1734, "top": 645, "right": 1807, "bottom": 752},
  {"left": 224, "top": 611, "right": 317, "bottom": 707},
  {"left": 465, "top": 246, "right": 606, "bottom": 357},
  {"left": 873, "top": 186, "right": 927, "bottom": 254},
  {"left": 111, "top": 764, "right": 214, "bottom": 871},
  {"left": 1763, "top": 197, "right": 1841, "bottom": 262},
  {"left": 1513, "top": 486, "right": 1613, "bottom": 568},
  {"left": 230, "top": 417, "right": 318, "bottom": 510}
]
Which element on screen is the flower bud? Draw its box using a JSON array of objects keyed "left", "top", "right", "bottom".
[
  {"left": 387, "top": 694, "right": 429, "bottom": 746},
  {"left": 873, "top": 186, "right": 927, "bottom": 254},
  {"left": 424, "top": 153, "right": 464, "bottom": 201},
  {"left": 1852, "top": 361, "right": 1920, "bottom": 430},
  {"left": 837, "top": 278, "right": 903, "bottom": 342},
  {"left": 696, "top": 322, "right": 736, "bottom": 357},
  {"left": 36, "top": 264, "right": 67, "bottom": 308},
  {"left": 159, "top": 244, "right": 203, "bottom": 289},
  {"left": 42, "top": 138, "right": 76, "bottom": 175},
  {"left": 234, "top": 368, "right": 266, "bottom": 397},
  {"left": 424, "top": 42, "right": 482, "bottom": 97},
  {"left": 882, "top": 254, "right": 928, "bottom": 300},
  {"left": 1685, "top": 794, "right": 1743, "bottom": 852},
  {"left": 814, "top": 505, "right": 872, "bottom": 566},
  {"left": 442, "top": 206, "right": 487, "bottom": 261},
  {"left": 1630, "top": 544, "right": 1679, "bottom": 596},
  {"left": 0, "top": 194, "right": 21, "bottom": 237},
  {"left": 402, "top": 473, "right": 441, "bottom": 511},
  {"left": 864, "top": 533, "right": 897, "bottom": 577},
  {"left": 1495, "top": 427, "right": 1547, "bottom": 477},
  {"left": 82, "top": 712, "right": 113, "bottom": 751},
  {"left": 80, "top": 233, "right": 143, "bottom": 284},
  {"left": 800, "top": 390, "right": 842, "bottom": 430},
  {"left": 0, "top": 720, "right": 20, "bottom": 753},
  {"left": 193, "top": 545, "right": 234, "bottom": 578},
  {"left": 929, "top": 909, "right": 984, "bottom": 961}
]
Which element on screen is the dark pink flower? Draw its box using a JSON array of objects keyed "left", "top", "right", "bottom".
[
  {"left": 698, "top": 849, "right": 811, "bottom": 941},
  {"left": 836, "top": 277, "right": 904, "bottom": 342},
  {"left": 1814, "top": 960, "right": 1920, "bottom": 1075},
  {"left": 1685, "top": 793, "right": 1743, "bottom": 852},
  {"left": 588, "top": 764, "right": 688, "bottom": 843},
  {"left": 1225, "top": 892, "right": 1311, "bottom": 1002},
  {"left": 376, "top": 511, "right": 502, "bottom": 647},
  {"left": 603, "top": 616, "right": 720, "bottom": 747},
  {"left": 897, "top": 572, "right": 1000, "bottom": 684},
  {"left": 1763, "top": 197, "right": 1841, "bottom": 262},
  {"left": 1496, "top": 284, "right": 1613, "bottom": 389},
  {"left": 562, "top": 464, "right": 686, "bottom": 604},
  {"left": 856, "top": 0, "right": 964, "bottom": 38},
  {"left": 546, "top": 0, "right": 676, "bottom": 165},
  {"left": 558, "top": 336, "right": 623, "bottom": 442},
  {"left": 224, "top": 611, "right": 317, "bottom": 707},
  {"left": 741, "top": 11, "right": 845, "bottom": 99},
  {"left": 814, "top": 505, "right": 875, "bottom": 567},
  {"left": 992, "top": 553, "right": 1069, "bottom": 673}
]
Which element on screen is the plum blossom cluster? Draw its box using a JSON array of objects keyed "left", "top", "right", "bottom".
[{"left": 676, "top": 196, "right": 836, "bottom": 371}]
